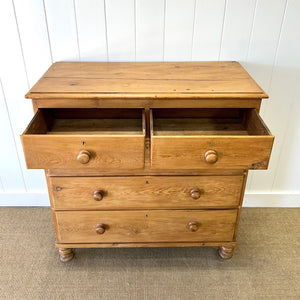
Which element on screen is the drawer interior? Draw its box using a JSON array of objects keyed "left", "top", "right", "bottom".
[
  {"left": 25, "top": 108, "right": 145, "bottom": 136},
  {"left": 151, "top": 108, "right": 271, "bottom": 136}
]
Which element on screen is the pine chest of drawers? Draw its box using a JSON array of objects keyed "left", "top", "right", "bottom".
[{"left": 21, "top": 62, "right": 274, "bottom": 262}]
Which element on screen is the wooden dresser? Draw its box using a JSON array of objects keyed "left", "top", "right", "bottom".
[{"left": 21, "top": 62, "right": 274, "bottom": 262}]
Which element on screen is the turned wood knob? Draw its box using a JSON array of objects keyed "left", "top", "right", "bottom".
[
  {"left": 93, "top": 190, "right": 104, "bottom": 201},
  {"left": 77, "top": 150, "right": 91, "bottom": 164},
  {"left": 188, "top": 221, "right": 199, "bottom": 232},
  {"left": 96, "top": 223, "right": 106, "bottom": 234},
  {"left": 190, "top": 188, "right": 201, "bottom": 199},
  {"left": 204, "top": 150, "right": 218, "bottom": 164}
]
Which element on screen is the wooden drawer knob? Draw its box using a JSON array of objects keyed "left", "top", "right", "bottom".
[
  {"left": 188, "top": 221, "right": 199, "bottom": 232},
  {"left": 204, "top": 150, "right": 218, "bottom": 164},
  {"left": 77, "top": 150, "right": 91, "bottom": 164},
  {"left": 96, "top": 223, "right": 106, "bottom": 235},
  {"left": 93, "top": 190, "right": 104, "bottom": 201},
  {"left": 190, "top": 188, "right": 201, "bottom": 199}
]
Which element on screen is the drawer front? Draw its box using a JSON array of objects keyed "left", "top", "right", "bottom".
[
  {"left": 21, "top": 109, "right": 145, "bottom": 169},
  {"left": 55, "top": 210, "right": 237, "bottom": 243},
  {"left": 49, "top": 176, "right": 244, "bottom": 210},
  {"left": 22, "top": 135, "right": 145, "bottom": 169},
  {"left": 151, "top": 136, "right": 273, "bottom": 169},
  {"left": 151, "top": 109, "right": 274, "bottom": 170}
]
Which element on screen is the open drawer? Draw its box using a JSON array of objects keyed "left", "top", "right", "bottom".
[
  {"left": 150, "top": 108, "right": 274, "bottom": 170},
  {"left": 21, "top": 108, "right": 145, "bottom": 169}
]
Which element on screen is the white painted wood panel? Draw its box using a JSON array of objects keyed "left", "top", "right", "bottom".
[
  {"left": 13, "top": 0, "right": 52, "bottom": 87},
  {"left": 44, "top": 0, "right": 79, "bottom": 61},
  {"left": 0, "top": 79, "right": 25, "bottom": 191},
  {"left": 74, "top": 0, "right": 107, "bottom": 61},
  {"left": 0, "top": 178, "right": 3, "bottom": 192},
  {"left": 241, "top": 0, "right": 287, "bottom": 193},
  {"left": 219, "top": 0, "right": 256, "bottom": 60},
  {"left": 105, "top": 0, "right": 135, "bottom": 61},
  {"left": 0, "top": 0, "right": 299, "bottom": 206},
  {"left": 273, "top": 99, "right": 300, "bottom": 192},
  {"left": 164, "top": 0, "right": 196, "bottom": 61},
  {"left": 192, "top": 0, "right": 226, "bottom": 60},
  {"left": 270, "top": 0, "right": 300, "bottom": 192},
  {"left": 0, "top": 0, "right": 46, "bottom": 192},
  {"left": 250, "top": 0, "right": 299, "bottom": 193},
  {"left": 243, "top": 0, "right": 287, "bottom": 115},
  {"left": 136, "top": 0, "right": 165, "bottom": 61},
  {"left": 0, "top": 192, "right": 49, "bottom": 206}
]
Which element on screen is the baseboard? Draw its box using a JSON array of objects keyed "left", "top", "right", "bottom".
[
  {"left": 243, "top": 193, "right": 300, "bottom": 207},
  {"left": 0, "top": 192, "right": 299, "bottom": 207},
  {"left": 0, "top": 192, "right": 50, "bottom": 206}
]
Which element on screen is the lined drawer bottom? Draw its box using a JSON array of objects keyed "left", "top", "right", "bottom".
[{"left": 55, "top": 209, "right": 237, "bottom": 243}]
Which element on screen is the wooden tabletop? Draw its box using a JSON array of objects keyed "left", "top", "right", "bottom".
[{"left": 26, "top": 61, "right": 267, "bottom": 99}]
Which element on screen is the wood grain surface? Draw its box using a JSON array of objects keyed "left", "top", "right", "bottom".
[
  {"left": 151, "top": 109, "right": 274, "bottom": 170},
  {"left": 25, "top": 61, "right": 267, "bottom": 99},
  {"left": 21, "top": 109, "right": 145, "bottom": 169},
  {"left": 21, "top": 135, "right": 145, "bottom": 169},
  {"left": 55, "top": 209, "right": 237, "bottom": 243},
  {"left": 48, "top": 175, "right": 244, "bottom": 210},
  {"left": 19, "top": 61, "right": 275, "bottom": 260}
]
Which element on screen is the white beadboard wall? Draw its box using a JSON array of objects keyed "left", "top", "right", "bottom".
[{"left": 0, "top": 0, "right": 299, "bottom": 207}]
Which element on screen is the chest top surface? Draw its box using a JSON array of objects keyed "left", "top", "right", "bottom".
[{"left": 26, "top": 61, "right": 267, "bottom": 100}]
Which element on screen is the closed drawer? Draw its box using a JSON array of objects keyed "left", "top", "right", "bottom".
[
  {"left": 49, "top": 175, "right": 243, "bottom": 210},
  {"left": 55, "top": 209, "right": 237, "bottom": 243},
  {"left": 21, "top": 108, "right": 145, "bottom": 169},
  {"left": 150, "top": 108, "right": 274, "bottom": 170}
]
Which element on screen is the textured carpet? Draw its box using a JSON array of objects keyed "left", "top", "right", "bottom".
[{"left": 0, "top": 208, "right": 299, "bottom": 299}]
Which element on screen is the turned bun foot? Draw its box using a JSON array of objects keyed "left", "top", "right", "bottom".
[
  {"left": 218, "top": 246, "right": 235, "bottom": 259},
  {"left": 58, "top": 248, "right": 74, "bottom": 262}
]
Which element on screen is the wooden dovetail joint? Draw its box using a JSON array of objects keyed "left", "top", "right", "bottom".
[{"left": 58, "top": 248, "right": 74, "bottom": 262}]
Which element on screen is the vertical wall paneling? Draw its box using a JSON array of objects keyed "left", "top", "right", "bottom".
[
  {"left": 74, "top": 0, "right": 107, "bottom": 61},
  {"left": 243, "top": 0, "right": 287, "bottom": 116},
  {"left": 192, "top": 0, "right": 226, "bottom": 60},
  {"left": 44, "top": 0, "right": 79, "bottom": 61},
  {"left": 105, "top": 0, "right": 135, "bottom": 61},
  {"left": 219, "top": 0, "right": 256, "bottom": 61},
  {"left": 0, "top": 177, "right": 3, "bottom": 192},
  {"left": 13, "top": 0, "right": 52, "bottom": 87},
  {"left": 273, "top": 99, "right": 300, "bottom": 192},
  {"left": 241, "top": 0, "right": 287, "bottom": 193},
  {"left": 267, "top": 0, "right": 300, "bottom": 192},
  {"left": 250, "top": 0, "right": 298, "bottom": 192},
  {"left": 0, "top": 79, "right": 25, "bottom": 191},
  {"left": 0, "top": 0, "right": 299, "bottom": 205},
  {"left": 136, "top": 0, "right": 165, "bottom": 61},
  {"left": 0, "top": 0, "right": 46, "bottom": 192},
  {"left": 164, "top": 0, "right": 196, "bottom": 61}
]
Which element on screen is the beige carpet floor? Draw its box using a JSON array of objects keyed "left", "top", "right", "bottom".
[{"left": 0, "top": 208, "right": 299, "bottom": 299}]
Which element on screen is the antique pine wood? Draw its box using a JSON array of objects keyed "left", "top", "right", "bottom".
[
  {"left": 21, "top": 109, "right": 146, "bottom": 169},
  {"left": 21, "top": 62, "right": 274, "bottom": 262},
  {"left": 26, "top": 62, "right": 267, "bottom": 99},
  {"left": 150, "top": 109, "right": 274, "bottom": 170},
  {"left": 54, "top": 241, "right": 237, "bottom": 248},
  {"left": 33, "top": 98, "right": 262, "bottom": 110},
  {"left": 54, "top": 210, "right": 237, "bottom": 243},
  {"left": 48, "top": 176, "right": 244, "bottom": 210}
]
